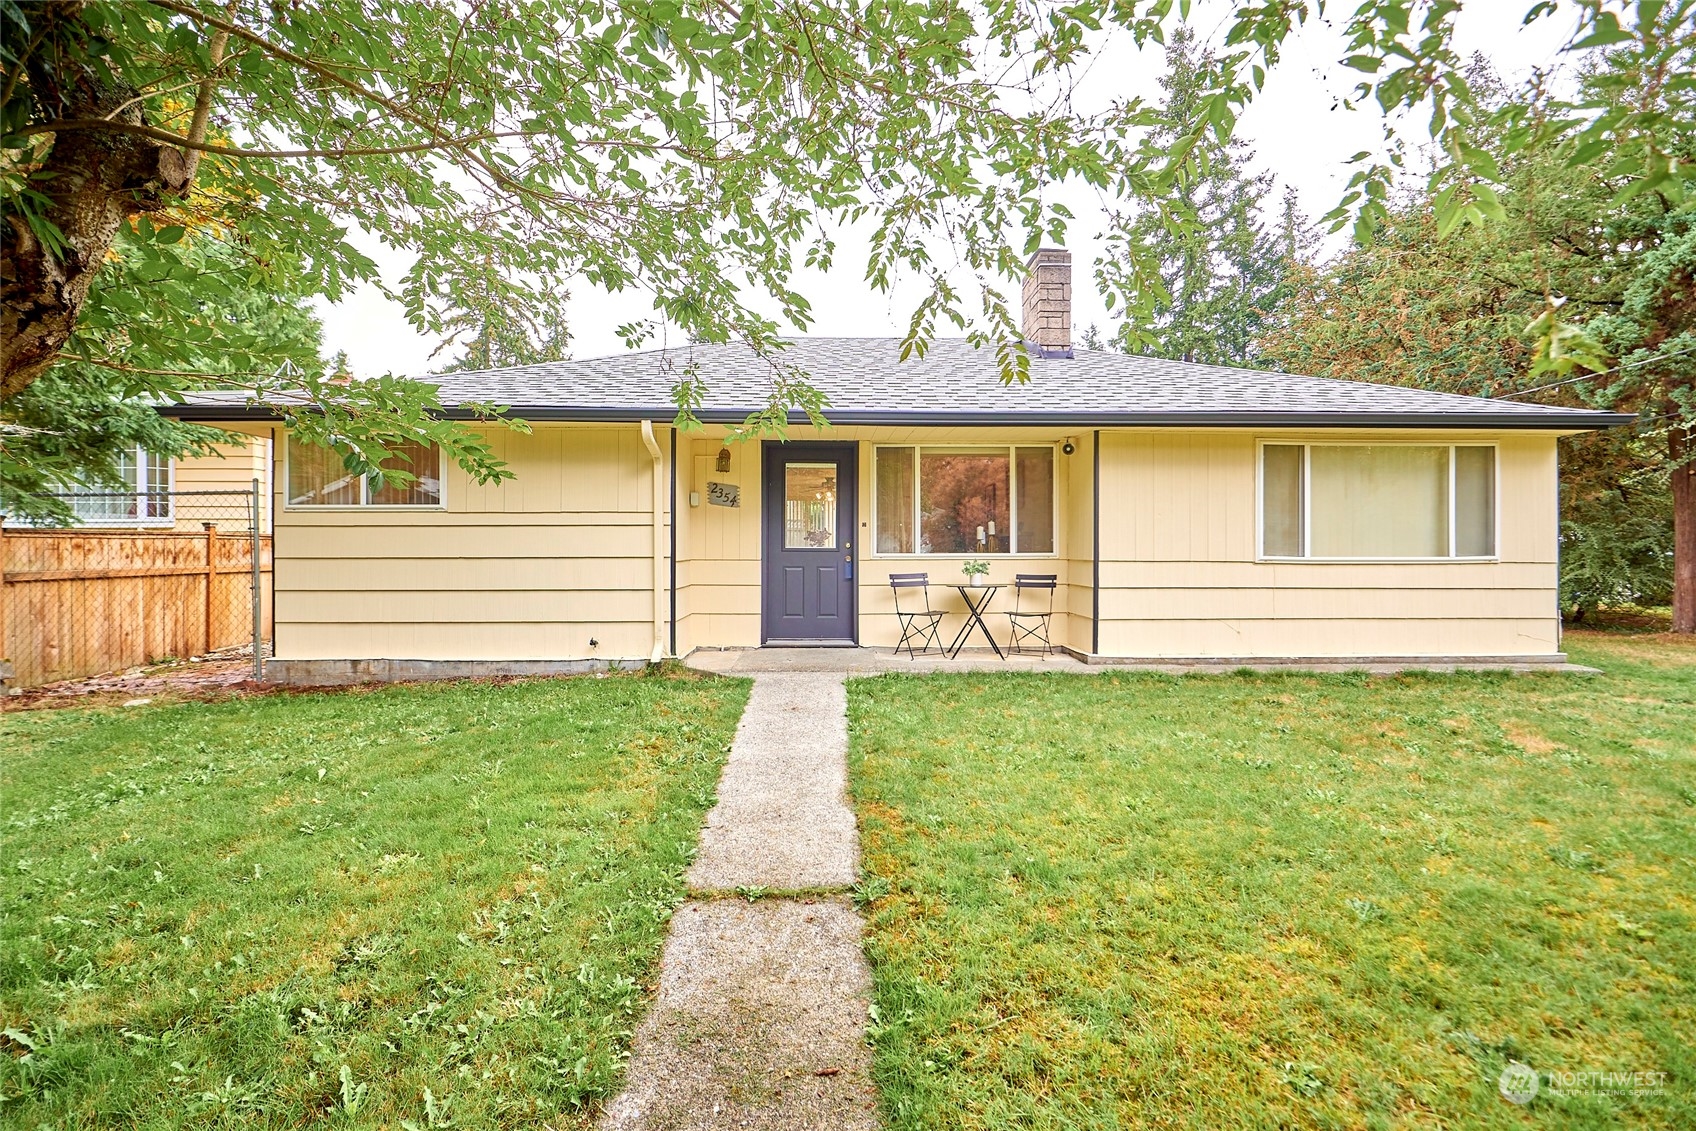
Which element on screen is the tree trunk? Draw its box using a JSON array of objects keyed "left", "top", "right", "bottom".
[
  {"left": 1672, "top": 422, "right": 1695, "bottom": 634},
  {"left": 1, "top": 5, "right": 196, "bottom": 399}
]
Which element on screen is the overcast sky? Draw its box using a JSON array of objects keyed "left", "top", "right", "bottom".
[{"left": 314, "top": 2, "right": 1579, "bottom": 377}]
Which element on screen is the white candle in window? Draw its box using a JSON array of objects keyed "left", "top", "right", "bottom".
[
  {"left": 988, "top": 521, "right": 996, "bottom": 537},
  {"left": 977, "top": 525, "right": 986, "bottom": 544}
]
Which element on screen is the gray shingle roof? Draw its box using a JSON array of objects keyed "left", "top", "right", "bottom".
[{"left": 164, "top": 337, "right": 1632, "bottom": 430}]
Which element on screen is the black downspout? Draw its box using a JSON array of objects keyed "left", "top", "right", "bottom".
[
  {"left": 1092, "top": 429, "right": 1100, "bottom": 656},
  {"left": 669, "top": 426, "right": 678, "bottom": 658}
]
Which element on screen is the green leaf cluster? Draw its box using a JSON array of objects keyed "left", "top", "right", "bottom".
[
  {"left": 2, "top": 229, "right": 325, "bottom": 522},
  {"left": 1562, "top": 485, "right": 1675, "bottom": 614},
  {"left": 4, "top": 1, "right": 1689, "bottom": 488}
]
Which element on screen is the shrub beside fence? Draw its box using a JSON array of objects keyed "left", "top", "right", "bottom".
[{"left": 1, "top": 488, "right": 272, "bottom": 690}]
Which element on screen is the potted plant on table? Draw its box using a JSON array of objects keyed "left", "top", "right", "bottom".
[{"left": 961, "top": 559, "right": 990, "bottom": 588}]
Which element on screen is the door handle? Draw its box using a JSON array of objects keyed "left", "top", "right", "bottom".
[{"left": 844, "top": 554, "right": 853, "bottom": 580}]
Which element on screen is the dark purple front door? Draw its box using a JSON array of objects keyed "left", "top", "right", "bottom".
[{"left": 762, "top": 442, "right": 857, "bottom": 644}]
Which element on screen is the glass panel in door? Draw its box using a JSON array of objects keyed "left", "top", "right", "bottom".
[{"left": 784, "top": 463, "right": 839, "bottom": 549}]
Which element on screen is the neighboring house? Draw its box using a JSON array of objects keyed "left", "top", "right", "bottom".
[
  {"left": 34, "top": 438, "right": 272, "bottom": 532},
  {"left": 161, "top": 250, "right": 1630, "bottom": 683},
  {"left": 54, "top": 445, "right": 174, "bottom": 528},
  {"left": 1, "top": 435, "right": 275, "bottom": 689}
]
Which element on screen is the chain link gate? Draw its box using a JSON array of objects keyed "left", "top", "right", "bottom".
[{"left": 1, "top": 482, "right": 271, "bottom": 690}]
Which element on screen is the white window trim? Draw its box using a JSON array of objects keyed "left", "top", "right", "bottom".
[
  {"left": 281, "top": 435, "right": 448, "bottom": 511},
  {"left": 54, "top": 448, "right": 176, "bottom": 528},
  {"left": 1255, "top": 439, "right": 1502, "bottom": 563},
  {"left": 871, "top": 443, "right": 1060, "bottom": 558}
]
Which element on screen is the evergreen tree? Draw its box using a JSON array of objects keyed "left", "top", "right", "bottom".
[
  {"left": 425, "top": 225, "right": 572, "bottom": 373},
  {"left": 1099, "top": 27, "right": 1290, "bottom": 367}
]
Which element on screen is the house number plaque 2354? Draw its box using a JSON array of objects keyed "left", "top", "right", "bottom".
[{"left": 707, "top": 481, "right": 740, "bottom": 508}]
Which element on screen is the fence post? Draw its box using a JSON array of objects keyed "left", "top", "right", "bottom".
[
  {"left": 203, "top": 522, "right": 218, "bottom": 655},
  {"left": 251, "top": 479, "right": 263, "bottom": 682}
]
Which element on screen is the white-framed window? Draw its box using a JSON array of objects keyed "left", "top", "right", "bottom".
[
  {"left": 1259, "top": 441, "right": 1498, "bottom": 560},
  {"left": 874, "top": 444, "right": 1056, "bottom": 555},
  {"left": 285, "top": 435, "right": 444, "bottom": 507},
  {"left": 56, "top": 447, "right": 174, "bottom": 527}
]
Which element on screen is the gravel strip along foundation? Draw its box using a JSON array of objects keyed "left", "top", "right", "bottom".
[{"left": 603, "top": 672, "right": 880, "bottom": 1130}]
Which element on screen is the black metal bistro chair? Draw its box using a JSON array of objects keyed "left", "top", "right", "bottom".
[
  {"left": 889, "top": 572, "right": 946, "bottom": 658},
  {"left": 1007, "top": 573, "right": 1058, "bottom": 657}
]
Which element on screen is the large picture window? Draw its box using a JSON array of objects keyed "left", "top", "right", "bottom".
[
  {"left": 287, "top": 436, "right": 443, "bottom": 507},
  {"left": 874, "top": 445, "right": 1056, "bottom": 555},
  {"left": 1261, "top": 443, "right": 1496, "bottom": 559}
]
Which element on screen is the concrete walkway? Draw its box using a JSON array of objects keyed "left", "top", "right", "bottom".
[
  {"left": 601, "top": 673, "right": 879, "bottom": 1130},
  {"left": 688, "top": 674, "right": 859, "bottom": 891}
]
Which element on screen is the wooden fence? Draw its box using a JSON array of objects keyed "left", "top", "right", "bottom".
[{"left": 0, "top": 522, "right": 273, "bottom": 689}]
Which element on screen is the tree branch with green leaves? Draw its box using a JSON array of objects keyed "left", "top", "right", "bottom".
[{"left": 3, "top": 1, "right": 1689, "bottom": 543}]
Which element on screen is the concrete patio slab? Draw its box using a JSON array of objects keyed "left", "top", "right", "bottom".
[
  {"left": 683, "top": 646, "right": 1599, "bottom": 677},
  {"left": 685, "top": 646, "right": 1088, "bottom": 675},
  {"left": 600, "top": 898, "right": 879, "bottom": 1131},
  {"left": 687, "top": 673, "right": 859, "bottom": 892}
]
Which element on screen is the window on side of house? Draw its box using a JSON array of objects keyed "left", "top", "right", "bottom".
[
  {"left": 286, "top": 436, "right": 443, "bottom": 507},
  {"left": 55, "top": 447, "right": 174, "bottom": 526},
  {"left": 1261, "top": 443, "right": 1497, "bottom": 559},
  {"left": 873, "top": 445, "right": 1056, "bottom": 555}
]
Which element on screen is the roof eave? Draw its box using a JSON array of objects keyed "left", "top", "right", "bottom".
[
  {"left": 778, "top": 409, "right": 1638, "bottom": 430},
  {"left": 156, "top": 403, "right": 1636, "bottom": 431}
]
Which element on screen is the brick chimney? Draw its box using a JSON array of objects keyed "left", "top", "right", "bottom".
[{"left": 1021, "top": 247, "right": 1072, "bottom": 356}]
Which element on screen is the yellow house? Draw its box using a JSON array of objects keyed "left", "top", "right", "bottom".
[{"left": 164, "top": 251, "right": 1629, "bottom": 682}]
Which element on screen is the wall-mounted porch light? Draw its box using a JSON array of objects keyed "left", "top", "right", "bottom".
[{"left": 715, "top": 446, "right": 732, "bottom": 472}]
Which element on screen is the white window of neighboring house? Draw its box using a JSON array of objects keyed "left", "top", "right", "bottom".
[
  {"left": 285, "top": 435, "right": 444, "bottom": 507},
  {"left": 1260, "top": 442, "right": 1498, "bottom": 560},
  {"left": 873, "top": 445, "right": 1057, "bottom": 555},
  {"left": 53, "top": 447, "right": 175, "bottom": 527}
]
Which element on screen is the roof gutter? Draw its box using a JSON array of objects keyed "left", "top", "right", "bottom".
[{"left": 158, "top": 403, "right": 1636, "bottom": 431}]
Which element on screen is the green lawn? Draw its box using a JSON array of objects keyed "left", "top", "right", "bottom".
[
  {"left": 1, "top": 671, "right": 748, "bottom": 1129},
  {"left": 848, "top": 634, "right": 1695, "bottom": 1129}
]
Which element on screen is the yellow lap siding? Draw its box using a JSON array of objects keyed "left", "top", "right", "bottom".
[
  {"left": 271, "top": 423, "right": 665, "bottom": 663},
  {"left": 1098, "top": 560, "right": 1557, "bottom": 588},
  {"left": 282, "top": 589, "right": 654, "bottom": 623},
  {"left": 674, "top": 435, "right": 764, "bottom": 652},
  {"left": 1098, "top": 618, "right": 1561, "bottom": 659},
  {"left": 1094, "top": 429, "right": 1562, "bottom": 658},
  {"left": 277, "top": 521, "right": 655, "bottom": 560},
  {"left": 243, "top": 419, "right": 1567, "bottom": 665},
  {"left": 173, "top": 439, "right": 268, "bottom": 491},
  {"left": 277, "top": 621, "right": 655, "bottom": 661},
  {"left": 1097, "top": 585, "right": 1556, "bottom": 621},
  {"left": 274, "top": 556, "right": 653, "bottom": 591},
  {"left": 171, "top": 437, "right": 272, "bottom": 532}
]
